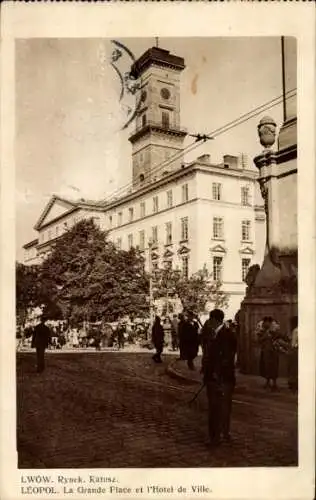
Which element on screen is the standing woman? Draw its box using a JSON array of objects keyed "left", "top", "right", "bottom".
[
  {"left": 151, "top": 316, "right": 164, "bottom": 363},
  {"left": 257, "top": 317, "right": 282, "bottom": 391}
]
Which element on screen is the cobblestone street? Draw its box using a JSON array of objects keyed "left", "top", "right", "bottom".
[{"left": 17, "top": 352, "right": 298, "bottom": 468}]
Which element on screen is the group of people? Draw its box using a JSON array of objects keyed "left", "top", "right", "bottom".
[
  {"left": 151, "top": 309, "right": 237, "bottom": 447},
  {"left": 257, "top": 315, "right": 298, "bottom": 393},
  {"left": 152, "top": 309, "right": 299, "bottom": 447},
  {"left": 151, "top": 311, "right": 201, "bottom": 367},
  {"left": 28, "top": 308, "right": 298, "bottom": 448}
]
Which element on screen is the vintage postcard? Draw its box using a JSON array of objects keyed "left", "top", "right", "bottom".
[{"left": 1, "top": 2, "right": 315, "bottom": 500}]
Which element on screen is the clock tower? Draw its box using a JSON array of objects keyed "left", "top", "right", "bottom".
[{"left": 129, "top": 47, "right": 187, "bottom": 187}]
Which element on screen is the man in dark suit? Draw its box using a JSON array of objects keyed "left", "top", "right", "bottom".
[
  {"left": 201, "top": 309, "right": 237, "bottom": 446},
  {"left": 182, "top": 311, "right": 200, "bottom": 370},
  {"left": 31, "top": 315, "right": 51, "bottom": 373}
]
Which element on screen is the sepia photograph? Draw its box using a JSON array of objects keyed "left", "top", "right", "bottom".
[
  {"left": 1, "top": 3, "right": 315, "bottom": 499},
  {"left": 15, "top": 36, "right": 298, "bottom": 469}
]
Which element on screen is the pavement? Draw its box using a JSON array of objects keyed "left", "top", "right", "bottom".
[
  {"left": 166, "top": 355, "right": 295, "bottom": 399},
  {"left": 17, "top": 343, "right": 175, "bottom": 355},
  {"left": 17, "top": 351, "right": 298, "bottom": 469}
]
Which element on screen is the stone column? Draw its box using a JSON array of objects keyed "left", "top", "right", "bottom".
[{"left": 238, "top": 115, "right": 297, "bottom": 374}]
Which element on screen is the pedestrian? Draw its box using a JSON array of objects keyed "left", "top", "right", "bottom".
[
  {"left": 94, "top": 328, "right": 101, "bottom": 351},
  {"left": 257, "top": 316, "right": 282, "bottom": 391},
  {"left": 78, "top": 327, "right": 87, "bottom": 348},
  {"left": 72, "top": 328, "right": 79, "bottom": 349},
  {"left": 31, "top": 315, "right": 52, "bottom": 373},
  {"left": 170, "top": 314, "right": 179, "bottom": 351},
  {"left": 201, "top": 309, "right": 237, "bottom": 447},
  {"left": 288, "top": 315, "right": 298, "bottom": 393},
  {"left": 182, "top": 311, "right": 199, "bottom": 370},
  {"left": 151, "top": 316, "right": 164, "bottom": 363},
  {"left": 51, "top": 326, "right": 58, "bottom": 350},
  {"left": 178, "top": 313, "right": 186, "bottom": 360},
  {"left": 116, "top": 322, "right": 126, "bottom": 350}
]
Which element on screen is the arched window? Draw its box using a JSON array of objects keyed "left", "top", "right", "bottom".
[
  {"left": 142, "top": 114, "right": 147, "bottom": 128},
  {"left": 139, "top": 174, "right": 145, "bottom": 183}
]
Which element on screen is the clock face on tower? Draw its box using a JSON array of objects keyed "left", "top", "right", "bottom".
[{"left": 160, "top": 88, "right": 171, "bottom": 100}]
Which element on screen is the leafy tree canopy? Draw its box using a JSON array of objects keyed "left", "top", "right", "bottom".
[
  {"left": 152, "top": 264, "right": 229, "bottom": 315},
  {"left": 37, "top": 218, "right": 149, "bottom": 324},
  {"left": 16, "top": 262, "right": 42, "bottom": 326}
]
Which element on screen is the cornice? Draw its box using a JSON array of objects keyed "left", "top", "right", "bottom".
[
  {"left": 254, "top": 144, "right": 297, "bottom": 170},
  {"left": 99, "top": 164, "right": 258, "bottom": 212},
  {"left": 129, "top": 124, "right": 187, "bottom": 144},
  {"left": 23, "top": 238, "right": 39, "bottom": 249},
  {"left": 130, "top": 48, "right": 185, "bottom": 79},
  {"left": 38, "top": 207, "right": 79, "bottom": 231}
]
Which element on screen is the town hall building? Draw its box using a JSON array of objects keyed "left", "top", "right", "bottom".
[{"left": 23, "top": 46, "right": 266, "bottom": 318}]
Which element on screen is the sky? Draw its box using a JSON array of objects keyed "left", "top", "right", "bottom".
[{"left": 16, "top": 37, "right": 291, "bottom": 259}]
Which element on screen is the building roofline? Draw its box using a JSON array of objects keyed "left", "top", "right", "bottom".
[
  {"left": 38, "top": 207, "right": 79, "bottom": 230},
  {"left": 34, "top": 194, "right": 104, "bottom": 231},
  {"left": 130, "top": 47, "right": 185, "bottom": 79},
  {"left": 23, "top": 238, "right": 39, "bottom": 249},
  {"left": 98, "top": 161, "right": 258, "bottom": 211},
  {"left": 34, "top": 194, "right": 77, "bottom": 230}
]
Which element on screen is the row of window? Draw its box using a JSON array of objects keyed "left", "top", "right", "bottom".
[
  {"left": 117, "top": 216, "right": 251, "bottom": 252},
  {"left": 213, "top": 218, "right": 252, "bottom": 241},
  {"left": 212, "top": 183, "right": 251, "bottom": 205},
  {"left": 39, "top": 216, "right": 101, "bottom": 244},
  {"left": 109, "top": 183, "right": 251, "bottom": 230},
  {"left": 213, "top": 256, "right": 251, "bottom": 282},
  {"left": 110, "top": 183, "right": 189, "bottom": 228},
  {"left": 117, "top": 217, "right": 189, "bottom": 251},
  {"left": 150, "top": 255, "right": 189, "bottom": 279},
  {"left": 39, "top": 219, "right": 73, "bottom": 243},
  {"left": 144, "top": 254, "right": 251, "bottom": 282}
]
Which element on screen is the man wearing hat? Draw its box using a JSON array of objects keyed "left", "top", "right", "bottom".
[
  {"left": 201, "top": 308, "right": 237, "bottom": 447},
  {"left": 31, "top": 315, "right": 52, "bottom": 373}
]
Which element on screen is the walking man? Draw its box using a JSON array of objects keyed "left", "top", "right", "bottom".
[
  {"left": 178, "top": 313, "right": 186, "bottom": 360},
  {"left": 31, "top": 315, "right": 51, "bottom": 373},
  {"left": 182, "top": 311, "right": 199, "bottom": 370},
  {"left": 170, "top": 314, "right": 179, "bottom": 351},
  {"left": 151, "top": 316, "right": 164, "bottom": 363},
  {"left": 201, "top": 309, "right": 237, "bottom": 447},
  {"left": 116, "top": 322, "right": 126, "bottom": 350}
]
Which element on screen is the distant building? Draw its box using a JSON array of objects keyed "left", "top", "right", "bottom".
[
  {"left": 22, "top": 46, "right": 265, "bottom": 319},
  {"left": 23, "top": 238, "right": 39, "bottom": 266},
  {"left": 23, "top": 195, "right": 104, "bottom": 264}
]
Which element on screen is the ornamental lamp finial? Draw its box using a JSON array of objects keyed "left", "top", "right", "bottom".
[{"left": 257, "top": 116, "right": 277, "bottom": 151}]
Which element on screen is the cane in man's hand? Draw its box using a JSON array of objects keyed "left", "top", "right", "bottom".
[{"left": 188, "top": 382, "right": 206, "bottom": 405}]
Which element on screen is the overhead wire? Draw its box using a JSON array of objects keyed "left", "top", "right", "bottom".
[
  {"left": 101, "top": 88, "right": 296, "bottom": 205},
  {"left": 102, "top": 87, "right": 296, "bottom": 204}
]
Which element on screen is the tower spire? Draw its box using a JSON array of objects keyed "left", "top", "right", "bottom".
[{"left": 155, "top": 37, "right": 159, "bottom": 48}]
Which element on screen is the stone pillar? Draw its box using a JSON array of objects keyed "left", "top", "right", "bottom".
[{"left": 239, "top": 115, "right": 297, "bottom": 375}]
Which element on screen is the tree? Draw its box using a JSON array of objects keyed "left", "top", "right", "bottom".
[
  {"left": 38, "top": 218, "right": 149, "bottom": 324},
  {"left": 16, "top": 262, "right": 42, "bottom": 327},
  {"left": 152, "top": 264, "right": 229, "bottom": 316}
]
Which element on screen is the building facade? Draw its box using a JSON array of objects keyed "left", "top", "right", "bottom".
[
  {"left": 23, "top": 195, "right": 105, "bottom": 265},
  {"left": 22, "top": 46, "right": 266, "bottom": 320}
]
